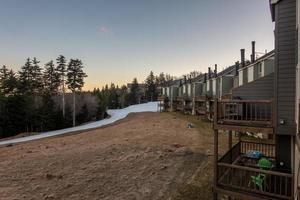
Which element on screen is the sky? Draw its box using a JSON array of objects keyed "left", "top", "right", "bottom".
[{"left": 0, "top": 0, "right": 274, "bottom": 90}]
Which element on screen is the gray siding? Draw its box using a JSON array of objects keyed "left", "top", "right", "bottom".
[
  {"left": 275, "top": 0, "right": 296, "bottom": 135},
  {"left": 232, "top": 73, "right": 274, "bottom": 100}
]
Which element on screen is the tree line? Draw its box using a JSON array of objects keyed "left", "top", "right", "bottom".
[
  {"left": 0, "top": 60, "right": 183, "bottom": 139},
  {"left": 92, "top": 71, "right": 173, "bottom": 113},
  {"left": 0, "top": 56, "right": 87, "bottom": 138}
]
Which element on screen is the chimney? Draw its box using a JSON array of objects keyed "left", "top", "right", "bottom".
[
  {"left": 251, "top": 41, "right": 256, "bottom": 63},
  {"left": 235, "top": 61, "right": 240, "bottom": 76},
  {"left": 183, "top": 76, "right": 187, "bottom": 84},
  {"left": 189, "top": 75, "right": 192, "bottom": 83},
  {"left": 179, "top": 79, "right": 182, "bottom": 86},
  {"left": 204, "top": 73, "right": 207, "bottom": 83},
  {"left": 240, "top": 49, "right": 245, "bottom": 68},
  {"left": 208, "top": 67, "right": 211, "bottom": 79},
  {"left": 214, "top": 64, "right": 218, "bottom": 77}
]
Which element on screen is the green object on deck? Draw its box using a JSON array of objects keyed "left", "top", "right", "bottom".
[
  {"left": 257, "top": 158, "right": 273, "bottom": 170},
  {"left": 250, "top": 173, "right": 266, "bottom": 191}
]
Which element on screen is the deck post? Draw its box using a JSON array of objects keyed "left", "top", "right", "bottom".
[
  {"left": 213, "top": 129, "right": 218, "bottom": 200},
  {"left": 228, "top": 130, "right": 232, "bottom": 149},
  {"left": 228, "top": 130, "right": 232, "bottom": 164}
]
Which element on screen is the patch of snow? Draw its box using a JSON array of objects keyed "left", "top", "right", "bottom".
[{"left": 0, "top": 102, "right": 159, "bottom": 146}]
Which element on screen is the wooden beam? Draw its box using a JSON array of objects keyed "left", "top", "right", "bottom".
[
  {"left": 214, "top": 124, "right": 274, "bottom": 134},
  {"left": 213, "top": 129, "right": 218, "bottom": 200}
]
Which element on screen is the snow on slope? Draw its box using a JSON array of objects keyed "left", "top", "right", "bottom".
[{"left": 0, "top": 102, "right": 159, "bottom": 146}]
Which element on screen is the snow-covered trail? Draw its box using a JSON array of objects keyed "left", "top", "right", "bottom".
[{"left": 0, "top": 102, "right": 159, "bottom": 146}]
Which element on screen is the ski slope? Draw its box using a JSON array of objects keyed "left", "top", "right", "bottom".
[{"left": 0, "top": 102, "right": 159, "bottom": 146}]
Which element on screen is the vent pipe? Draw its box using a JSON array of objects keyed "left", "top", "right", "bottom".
[
  {"left": 251, "top": 41, "right": 256, "bottom": 63},
  {"left": 214, "top": 64, "right": 218, "bottom": 77},
  {"left": 240, "top": 49, "right": 245, "bottom": 68},
  {"left": 235, "top": 61, "right": 240, "bottom": 76}
]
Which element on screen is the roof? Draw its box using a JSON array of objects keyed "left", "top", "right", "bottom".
[
  {"left": 269, "top": 0, "right": 281, "bottom": 21},
  {"left": 217, "top": 65, "right": 236, "bottom": 77},
  {"left": 239, "top": 50, "right": 275, "bottom": 71}
]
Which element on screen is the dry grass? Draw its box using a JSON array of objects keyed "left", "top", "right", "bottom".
[{"left": 168, "top": 113, "right": 232, "bottom": 200}]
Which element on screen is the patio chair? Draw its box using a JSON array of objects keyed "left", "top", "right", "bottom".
[{"left": 249, "top": 173, "right": 267, "bottom": 191}]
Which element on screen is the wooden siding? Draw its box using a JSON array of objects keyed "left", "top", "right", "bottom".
[
  {"left": 232, "top": 73, "right": 274, "bottom": 100},
  {"left": 275, "top": 0, "right": 297, "bottom": 136}
]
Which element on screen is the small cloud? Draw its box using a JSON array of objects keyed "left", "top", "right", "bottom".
[{"left": 100, "top": 26, "right": 110, "bottom": 34}]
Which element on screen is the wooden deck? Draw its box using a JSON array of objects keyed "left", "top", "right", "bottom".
[
  {"left": 216, "top": 141, "right": 293, "bottom": 200},
  {"left": 214, "top": 99, "right": 274, "bottom": 134}
]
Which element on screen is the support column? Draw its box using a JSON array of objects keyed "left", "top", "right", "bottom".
[
  {"left": 228, "top": 130, "right": 232, "bottom": 149},
  {"left": 213, "top": 129, "right": 218, "bottom": 200}
]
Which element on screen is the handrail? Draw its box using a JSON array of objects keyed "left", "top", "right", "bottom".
[
  {"left": 215, "top": 99, "right": 274, "bottom": 129},
  {"left": 217, "top": 162, "right": 293, "bottom": 199},
  {"left": 218, "top": 99, "right": 273, "bottom": 103},
  {"left": 218, "top": 163, "right": 292, "bottom": 177}
]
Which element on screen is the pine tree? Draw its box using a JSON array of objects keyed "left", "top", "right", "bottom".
[
  {"left": 145, "top": 71, "right": 157, "bottom": 101},
  {"left": 18, "top": 58, "right": 32, "bottom": 94},
  {"left": 2, "top": 70, "right": 18, "bottom": 95},
  {"left": 43, "top": 60, "right": 60, "bottom": 95},
  {"left": 56, "top": 55, "right": 67, "bottom": 118},
  {"left": 66, "top": 59, "right": 87, "bottom": 127},
  {"left": 31, "top": 57, "right": 43, "bottom": 93},
  {"left": 129, "top": 78, "right": 139, "bottom": 104},
  {"left": 0, "top": 65, "right": 9, "bottom": 94}
]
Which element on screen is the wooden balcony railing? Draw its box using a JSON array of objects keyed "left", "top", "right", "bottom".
[
  {"left": 215, "top": 99, "right": 274, "bottom": 130},
  {"left": 298, "top": 100, "right": 300, "bottom": 134},
  {"left": 217, "top": 141, "right": 293, "bottom": 199},
  {"left": 194, "top": 102, "right": 206, "bottom": 115}
]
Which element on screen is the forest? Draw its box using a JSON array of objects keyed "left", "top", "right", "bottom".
[{"left": 0, "top": 57, "right": 181, "bottom": 138}]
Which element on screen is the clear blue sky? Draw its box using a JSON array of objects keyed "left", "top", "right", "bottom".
[{"left": 0, "top": 0, "right": 274, "bottom": 90}]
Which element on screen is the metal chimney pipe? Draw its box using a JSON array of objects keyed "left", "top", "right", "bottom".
[
  {"left": 235, "top": 61, "right": 240, "bottom": 76},
  {"left": 251, "top": 41, "right": 256, "bottom": 63},
  {"left": 240, "top": 49, "right": 245, "bottom": 68},
  {"left": 214, "top": 64, "right": 217, "bottom": 77},
  {"left": 208, "top": 67, "right": 211, "bottom": 79}
]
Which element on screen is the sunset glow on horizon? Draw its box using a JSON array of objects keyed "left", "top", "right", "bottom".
[{"left": 0, "top": 0, "right": 274, "bottom": 90}]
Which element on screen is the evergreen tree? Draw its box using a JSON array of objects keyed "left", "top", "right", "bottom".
[
  {"left": 0, "top": 66, "right": 17, "bottom": 95},
  {"left": 31, "top": 57, "right": 43, "bottom": 93},
  {"left": 2, "top": 70, "right": 18, "bottom": 95},
  {"left": 156, "top": 72, "right": 166, "bottom": 86},
  {"left": 18, "top": 58, "right": 33, "bottom": 95},
  {"left": 66, "top": 59, "right": 87, "bottom": 127},
  {"left": 43, "top": 60, "right": 60, "bottom": 95},
  {"left": 56, "top": 55, "right": 67, "bottom": 118},
  {"left": 128, "top": 78, "right": 139, "bottom": 104},
  {"left": 145, "top": 71, "right": 157, "bottom": 101},
  {"left": 0, "top": 65, "right": 9, "bottom": 85}
]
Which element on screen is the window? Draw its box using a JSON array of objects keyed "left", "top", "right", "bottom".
[{"left": 258, "top": 63, "right": 262, "bottom": 78}]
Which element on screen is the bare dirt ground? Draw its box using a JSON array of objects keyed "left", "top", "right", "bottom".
[{"left": 0, "top": 112, "right": 229, "bottom": 200}]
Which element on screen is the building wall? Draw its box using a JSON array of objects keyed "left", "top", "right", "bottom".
[
  {"left": 295, "top": 0, "right": 300, "bottom": 195},
  {"left": 220, "top": 76, "right": 234, "bottom": 97},
  {"left": 274, "top": 0, "right": 297, "bottom": 136},
  {"left": 232, "top": 73, "right": 274, "bottom": 100},
  {"left": 248, "top": 66, "right": 254, "bottom": 82},
  {"left": 264, "top": 57, "right": 275, "bottom": 76}
]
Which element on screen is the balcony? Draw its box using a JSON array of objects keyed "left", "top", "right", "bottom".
[
  {"left": 216, "top": 141, "right": 293, "bottom": 199},
  {"left": 174, "top": 96, "right": 192, "bottom": 113},
  {"left": 214, "top": 99, "right": 274, "bottom": 134},
  {"left": 193, "top": 96, "right": 207, "bottom": 116},
  {"left": 157, "top": 95, "right": 169, "bottom": 112}
]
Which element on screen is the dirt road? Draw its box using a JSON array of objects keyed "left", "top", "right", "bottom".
[{"left": 0, "top": 112, "right": 227, "bottom": 200}]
